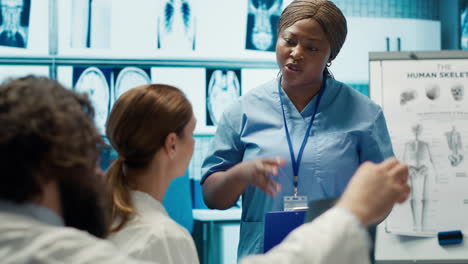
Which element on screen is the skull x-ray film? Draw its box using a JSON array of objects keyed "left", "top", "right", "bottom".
[
  {"left": 70, "top": 0, "right": 111, "bottom": 49},
  {"left": 0, "top": 0, "right": 30, "bottom": 48},
  {"left": 73, "top": 66, "right": 111, "bottom": 135},
  {"left": 113, "top": 67, "right": 151, "bottom": 102},
  {"left": 157, "top": 0, "right": 196, "bottom": 51},
  {"left": 206, "top": 68, "right": 241, "bottom": 126},
  {"left": 245, "top": 0, "right": 282, "bottom": 52}
]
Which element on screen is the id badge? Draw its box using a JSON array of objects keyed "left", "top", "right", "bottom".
[{"left": 283, "top": 196, "right": 308, "bottom": 211}]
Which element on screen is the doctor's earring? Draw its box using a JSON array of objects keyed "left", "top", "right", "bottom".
[{"left": 326, "top": 61, "right": 332, "bottom": 67}]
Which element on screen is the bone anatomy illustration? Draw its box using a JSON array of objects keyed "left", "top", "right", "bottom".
[
  {"left": 425, "top": 84, "right": 440, "bottom": 100},
  {"left": 446, "top": 126, "right": 464, "bottom": 167},
  {"left": 157, "top": 0, "right": 196, "bottom": 50},
  {"left": 451, "top": 85, "right": 464, "bottom": 101},
  {"left": 402, "top": 124, "right": 437, "bottom": 232},
  {"left": 400, "top": 88, "right": 417, "bottom": 105}
]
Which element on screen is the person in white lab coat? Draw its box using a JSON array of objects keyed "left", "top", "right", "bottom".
[
  {"left": 105, "top": 84, "right": 199, "bottom": 264},
  {"left": 0, "top": 76, "right": 409, "bottom": 264},
  {"left": 0, "top": 76, "right": 146, "bottom": 264}
]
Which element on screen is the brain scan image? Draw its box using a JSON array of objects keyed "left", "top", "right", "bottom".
[
  {"left": 74, "top": 67, "right": 110, "bottom": 134},
  {"left": 206, "top": 70, "right": 241, "bottom": 126},
  {"left": 245, "top": 0, "right": 282, "bottom": 52},
  {"left": 451, "top": 84, "right": 464, "bottom": 101},
  {"left": 114, "top": 67, "right": 151, "bottom": 101},
  {"left": 425, "top": 84, "right": 440, "bottom": 101}
]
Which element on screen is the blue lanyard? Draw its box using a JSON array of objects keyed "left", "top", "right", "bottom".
[{"left": 278, "top": 75, "right": 327, "bottom": 196}]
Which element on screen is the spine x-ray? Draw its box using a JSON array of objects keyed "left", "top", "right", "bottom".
[
  {"left": 245, "top": 0, "right": 282, "bottom": 52},
  {"left": 0, "top": 0, "right": 30, "bottom": 48},
  {"left": 206, "top": 68, "right": 241, "bottom": 126},
  {"left": 70, "top": 0, "right": 111, "bottom": 49},
  {"left": 157, "top": 0, "right": 196, "bottom": 51}
]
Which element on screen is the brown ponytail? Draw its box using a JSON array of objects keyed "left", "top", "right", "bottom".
[
  {"left": 105, "top": 84, "right": 192, "bottom": 233},
  {"left": 106, "top": 158, "right": 135, "bottom": 232}
]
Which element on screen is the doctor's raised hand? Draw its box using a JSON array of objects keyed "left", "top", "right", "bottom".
[{"left": 203, "top": 158, "right": 285, "bottom": 209}]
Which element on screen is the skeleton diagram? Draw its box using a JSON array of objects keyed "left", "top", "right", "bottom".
[
  {"left": 246, "top": 0, "right": 282, "bottom": 51},
  {"left": 445, "top": 126, "right": 464, "bottom": 167},
  {"left": 0, "top": 0, "right": 28, "bottom": 48},
  {"left": 206, "top": 70, "right": 240, "bottom": 126},
  {"left": 402, "top": 124, "right": 437, "bottom": 232},
  {"left": 157, "top": 0, "right": 196, "bottom": 50}
]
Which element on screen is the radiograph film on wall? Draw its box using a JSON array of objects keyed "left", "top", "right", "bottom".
[
  {"left": 73, "top": 66, "right": 111, "bottom": 135},
  {"left": 113, "top": 67, "right": 151, "bottom": 101},
  {"left": 70, "top": 0, "right": 111, "bottom": 49},
  {"left": 245, "top": 0, "right": 282, "bottom": 52},
  {"left": 0, "top": 0, "right": 30, "bottom": 48},
  {"left": 157, "top": 0, "right": 196, "bottom": 51},
  {"left": 206, "top": 68, "right": 241, "bottom": 126}
]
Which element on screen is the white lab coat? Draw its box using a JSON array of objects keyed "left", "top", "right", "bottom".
[
  {"left": 241, "top": 208, "right": 371, "bottom": 264},
  {"left": 108, "top": 190, "right": 199, "bottom": 264},
  {"left": 0, "top": 210, "right": 146, "bottom": 264},
  {"left": 0, "top": 199, "right": 368, "bottom": 264}
]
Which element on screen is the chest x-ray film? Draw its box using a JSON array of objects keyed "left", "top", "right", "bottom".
[
  {"left": 0, "top": 0, "right": 30, "bottom": 48},
  {"left": 245, "top": 0, "right": 282, "bottom": 52},
  {"left": 73, "top": 67, "right": 111, "bottom": 135},
  {"left": 114, "top": 67, "right": 151, "bottom": 101},
  {"left": 206, "top": 68, "right": 241, "bottom": 126},
  {"left": 157, "top": 0, "right": 196, "bottom": 51},
  {"left": 70, "top": 0, "right": 111, "bottom": 49}
]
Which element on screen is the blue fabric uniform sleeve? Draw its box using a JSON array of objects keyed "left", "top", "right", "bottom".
[
  {"left": 200, "top": 104, "right": 245, "bottom": 184},
  {"left": 359, "top": 108, "right": 394, "bottom": 163}
]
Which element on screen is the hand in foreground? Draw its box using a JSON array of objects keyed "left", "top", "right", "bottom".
[
  {"left": 233, "top": 157, "right": 286, "bottom": 197},
  {"left": 336, "top": 157, "right": 410, "bottom": 226}
]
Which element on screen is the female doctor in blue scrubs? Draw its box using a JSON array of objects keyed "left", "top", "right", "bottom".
[{"left": 201, "top": 0, "right": 394, "bottom": 259}]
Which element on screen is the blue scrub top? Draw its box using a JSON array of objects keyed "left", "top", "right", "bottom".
[{"left": 201, "top": 76, "right": 394, "bottom": 258}]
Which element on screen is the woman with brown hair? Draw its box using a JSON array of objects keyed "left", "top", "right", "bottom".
[
  {"left": 105, "top": 84, "right": 198, "bottom": 264},
  {"left": 201, "top": 0, "right": 394, "bottom": 259}
]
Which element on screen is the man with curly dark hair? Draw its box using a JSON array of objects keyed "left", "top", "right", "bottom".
[{"left": 0, "top": 75, "right": 146, "bottom": 263}]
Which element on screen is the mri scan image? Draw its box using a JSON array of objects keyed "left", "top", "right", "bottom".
[
  {"left": 114, "top": 67, "right": 151, "bottom": 101},
  {"left": 157, "top": 0, "right": 196, "bottom": 51},
  {"left": 206, "top": 69, "right": 241, "bottom": 126},
  {"left": 0, "top": 0, "right": 30, "bottom": 48},
  {"left": 245, "top": 0, "right": 282, "bottom": 52},
  {"left": 73, "top": 67, "right": 110, "bottom": 135}
]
